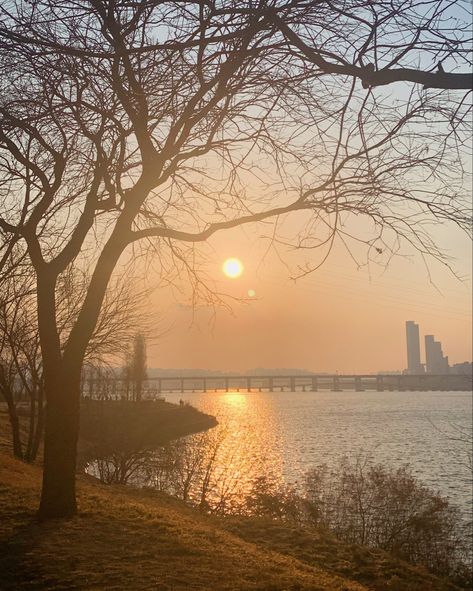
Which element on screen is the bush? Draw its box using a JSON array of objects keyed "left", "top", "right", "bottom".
[
  {"left": 302, "top": 459, "right": 470, "bottom": 579},
  {"left": 246, "top": 458, "right": 471, "bottom": 584},
  {"left": 244, "top": 475, "right": 303, "bottom": 523}
]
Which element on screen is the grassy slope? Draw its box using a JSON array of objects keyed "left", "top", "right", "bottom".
[
  {"left": 1, "top": 452, "right": 364, "bottom": 591},
  {"left": 221, "top": 518, "right": 460, "bottom": 591},
  {"left": 0, "top": 452, "right": 460, "bottom": 591}
]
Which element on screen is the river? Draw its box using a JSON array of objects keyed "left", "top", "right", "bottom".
[{"left": 163, "top": 389, "right": 472, "bottom": 517}]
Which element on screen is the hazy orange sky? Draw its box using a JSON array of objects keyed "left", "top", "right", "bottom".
[{"left": 144, "top": 213, "right": 472, "bottom": 374}]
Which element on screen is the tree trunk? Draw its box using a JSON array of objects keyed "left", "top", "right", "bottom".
[
  {"left": 38, "top": 365, "right": 81, "bottom": 519},
  {"left": 5, "top": 395, "right": 24, "bottom": 460},
  {"left": 30, "top": 385, "right": 44, "bottom": 462},
  {"left": 34, "top": 234, "right": 125, "bottom": 519},
  {"left": 0, "top": 366, "right": 23, "bottom": 459},
  {"left": 25, "top": 393, "right": 36, "bottom": 461}
]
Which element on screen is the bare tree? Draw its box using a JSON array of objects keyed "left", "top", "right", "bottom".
[
  {"left": 126, "top": 333, "right": 147, "bottom": 402},
  {"left": 428, "top": 418, "right": 473, "bottom": 472},
  {"left": 0, "top": 1, "right": 470, "bottom": 518},
  {"left": 302, "top": 458, "right": 470, "bottom": 581},
  {"left": 144, "top": 431, "right": 233, "bottom": 512},
  {"left": 0, "top": 251, "right": 44, "bottom": 462},
  {"left": 0, "top": 248, "right": 148, "bottom": 461}
]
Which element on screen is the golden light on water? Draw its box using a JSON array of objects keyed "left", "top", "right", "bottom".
[
  {"left": 222, "top": 257, "right": 243, "bottom": 278},
  {"left": 222, "top": 391, "right": 248, "bottom": 408}
]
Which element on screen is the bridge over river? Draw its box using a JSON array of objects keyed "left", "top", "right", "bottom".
[{"left": 83, "top": 373, "right": 472, "bottom": 399}]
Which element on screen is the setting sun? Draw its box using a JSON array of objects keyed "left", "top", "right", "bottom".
[{"left": 222, "top": 257, "right": 244, "bottom": 278}]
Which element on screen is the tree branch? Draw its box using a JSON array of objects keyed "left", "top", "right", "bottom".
[
  {"left": 274, "top": 16, "right": 473, "bottom": 91},
  {"left": 130, "top": 200, "right": 309, "bottom": 244}
]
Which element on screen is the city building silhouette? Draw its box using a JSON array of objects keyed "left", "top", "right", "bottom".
[
  {"left": 425, "top": 335, "right": 449, "bottom": 374},
  {"left": 405, "top": 321, "right": 424, "bottom": 374}
]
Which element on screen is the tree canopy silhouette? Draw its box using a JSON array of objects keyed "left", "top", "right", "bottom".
[{"left": 0, "top": 0, "right": 471, "bottom": 518}]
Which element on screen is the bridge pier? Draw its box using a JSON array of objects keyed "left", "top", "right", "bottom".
[
  {"left": 180, "top": 378, "right": 184, "bottom": 393},
  {"left": 247, "top": 377, "right": 251, "bottom": 392},
  {"left": 311, "top": 376, "right": 318, "bottom": 392},
  {"left": 355, "top": 377, "right": 364, "bottom": 392},
  {"left": 290, "top": 377, "right": 295, "bottom": 392},
  {"left": 376, "top": 376, "right": 384, "bottom": 392},
  {"left": 269, "top": 377, "right": 274, "bottom": 391},
  {"left": 225, "top": 378, "right": 229, "bottom": 392},
  {"left": 332, "top": 376, "right": 342, "bottom": 392}
]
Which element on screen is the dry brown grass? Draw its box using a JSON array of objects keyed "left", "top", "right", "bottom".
[
  {"left": 1, "top": 451, "right": 367, "bottom": 591},
  {"left": 221, "top": 517, "right": 462, "bottom": 591}
]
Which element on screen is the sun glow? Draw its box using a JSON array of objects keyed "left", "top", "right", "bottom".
[
  {"left": 222, "top": 257, "right": 244, "bottom": 278},
  {"left": 223, "top": 391, "right": 248, "bottom": 408}
]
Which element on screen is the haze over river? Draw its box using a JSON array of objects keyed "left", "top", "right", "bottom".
[{"left": 164, "top": 390, "right": 472, "bottom": 518}]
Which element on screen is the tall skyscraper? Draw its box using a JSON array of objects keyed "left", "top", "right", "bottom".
[
  {"left": 425, "top": 335, "right": 449, "bottom": 374},
  {"left": 405, "top": 321, "right": 423, "bottom": 374}
]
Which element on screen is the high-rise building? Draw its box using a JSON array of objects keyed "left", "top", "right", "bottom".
[
  {"left": 405, "top": 321, "right": 423, "bottom": 374},
  {"left": 425, "top": 335, "right": 449, "bottom": 374}
]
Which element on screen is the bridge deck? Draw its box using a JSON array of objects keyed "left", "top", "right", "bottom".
[{"left": 82, "top": 373, "right": 472, "bottom": 398}]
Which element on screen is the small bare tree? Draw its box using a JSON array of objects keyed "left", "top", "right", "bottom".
[
  {"left": 127, "top": 333, "right": 147, "bottom": 402},
  {"left": 0, "top": 254, "right": 44, "bottom": 461},
  {"left": 145, "top": 431, "right": 228, "bottom": 510}
]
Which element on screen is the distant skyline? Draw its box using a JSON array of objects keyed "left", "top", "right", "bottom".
[{"left": 145, "top": 221, "right": 472, "bottom": 374}]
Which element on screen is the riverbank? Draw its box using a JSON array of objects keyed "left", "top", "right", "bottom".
[
  {"left": 0, "top": 450, "right": 461, "bottom": 591},
  {"left": 79, "top": 399, "right": 217, "bottom": 462},
  {"left": 0, "top": 399, "right": 217, "bottom": 464}
]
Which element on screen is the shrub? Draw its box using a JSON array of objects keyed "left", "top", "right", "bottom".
[{"left": 301, "top": 458, "right": 471, "bottom": 584}]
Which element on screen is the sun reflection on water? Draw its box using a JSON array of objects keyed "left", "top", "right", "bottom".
[
  {"left": 189, "top": 389, "right": 286, "bottom": 505},
  {"left": 221, "top": 391, "right": 249, "bottom": 408}
]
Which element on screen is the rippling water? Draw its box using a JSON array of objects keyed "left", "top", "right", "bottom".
[{"left": 164, "top": 389, "right": 472, "bottom": 516}]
